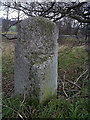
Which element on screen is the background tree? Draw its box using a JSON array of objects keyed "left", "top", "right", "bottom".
[{"left": 1, "top": 1, "right": 89, "bottom": 22}]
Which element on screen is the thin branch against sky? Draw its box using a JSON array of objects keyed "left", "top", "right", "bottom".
[
  {"left": 0, "top": 0, "right": 89, "bottom": 23},
  {"left": 0, "top": 0, "right": 89, "bottom": 3}
]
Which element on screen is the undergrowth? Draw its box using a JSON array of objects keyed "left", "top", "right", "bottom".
[{"left": 2, "top": 96, "right": 89, "bottom": 119}]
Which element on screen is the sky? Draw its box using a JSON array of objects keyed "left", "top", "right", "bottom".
[{"left": 0, "top": 7, "right": 19, "bottom": 19}]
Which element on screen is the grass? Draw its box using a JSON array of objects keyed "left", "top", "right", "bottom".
[
  {"left": 58, "top": 45, "right": 88, "bottom": 84},
  {"left": 58, "top": 45, "right": 88, "bottom": 70},
  {"left": 58, "top": 36, "right": 86, "bottom": 46},
  {"left": 36, "top": 97, "right": 89, "bottom": 119},
  {"left": 2, "top": 95, "right": 30, "bottom": 119},
  {"left": 2, "top": 40, "right": 14, "bottom": 74},
  {"left": 2, "top": 40, "right": 14, "bottom": 95},
  {"left": 2, "top": 37, "right": 89, "bottom": 119},
  {"left": 1, "top": 31, "right": 17, "bottom": 35},
  {"left": 1, "top": 31, "right": 17, "bottom": 40},
  {"left": 2, "top": 96, "right": 89, "bottom": 119}
]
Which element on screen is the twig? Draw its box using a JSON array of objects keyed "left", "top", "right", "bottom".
[
  {"left": 63, "top": 82, "right": 68, "bottom": 97},
  {"left": 65, "top": 88, "right": 79, "bottom": 92},
  {"left": 74, "top": 69, "right": 88, "bottom": 84},
  {"left": 66, "top": 91, "right": 81, "bottom": 101},
  {"left": 65, "top": 79, "right": 81, "bottom": 89},
  {"left": 20, "top": 94, "right": 25, "bottom": 107},
  {"left": 60, "top": 76, "right": 68, "bottom": 97},
  {"left": 71, "top": 69, "right": 88, "bottom": 89},
  {"left": 1, "top": 104, "right": 24, "bottom": 119},
  {"left": 2, "top": 34, "right": 17, "bottom": 40},
  {"left": 16, "top": 94, "right": 26, "bottom": 118},
  {"left": 23, "top": 105, "right": 32, "bottom": 115},
  {"left": 82, "top": 74, "right": 89, "bottom": 88}
]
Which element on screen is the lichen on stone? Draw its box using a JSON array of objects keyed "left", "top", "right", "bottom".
[{"left": 14, "top": 16, "right": 58, "bottom": 104}]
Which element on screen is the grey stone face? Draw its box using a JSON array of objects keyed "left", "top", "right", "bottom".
[{"left": 14, "top": 16, "right": 58, "bottom": 103}]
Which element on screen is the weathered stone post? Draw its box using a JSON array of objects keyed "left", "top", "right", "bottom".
[{"left": 14, "top": 17, "right": 58, "bottom": 103}]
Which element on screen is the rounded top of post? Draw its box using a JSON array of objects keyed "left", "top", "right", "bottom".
[
  {"left": 20, "top": 16, "right": 58, "bottom": 38},
  {"left": 21, "top": 16, "right": 58, "bottom": 30},
  {"left": 18, "top": 16, "right": 59, "bottom": 55}
]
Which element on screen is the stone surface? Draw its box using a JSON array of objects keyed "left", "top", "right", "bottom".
[
  {"left": 0, "top": 19, "right": 2, "bottom": 119},
  {"left": 14, "top": 16, "right": 58, "bottom": 103}
]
